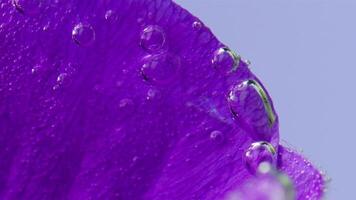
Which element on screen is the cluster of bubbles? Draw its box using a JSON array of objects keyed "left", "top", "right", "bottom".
[
  {"left": 11, "top": 2, "right": 295, "bottom": 196},
  {"left": 203, "top": 25, "right": 293, "bottom": 199}
]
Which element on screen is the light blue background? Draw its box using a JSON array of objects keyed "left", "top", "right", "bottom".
[{"left": 174, "top": 0, "right": 356, "bottom": 199}]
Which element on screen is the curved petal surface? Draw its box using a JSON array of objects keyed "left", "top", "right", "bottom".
[{"left": 0, "top": 0, "right": 324, "bottom": 199}]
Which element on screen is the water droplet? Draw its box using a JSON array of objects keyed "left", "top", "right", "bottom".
[
  {"left": 212, "top": 47, "right": 240, "bottom": 74},
  {"left": 228, "top": 79, "right": 277, "bottom": 141},
  {"left": 12, "top": 0, "right": 43, "bottom": 15},
  {"left": 140, "top": 25, "right": 166, "bottom": 53},
  {"left": 244, "top": 141, "right": 277, "bottom": 175},
  {"left": 72, "top": 23, "right": 96, "bottom": 46},
  {"left": 141, "top": 53, "right": 180, "bottom": 85},
  {"left": 210, "top": 130, "right": 224, "bottom": 143},
  {"left": 192, "top": 21, "right": 202, "bottom": 30}
]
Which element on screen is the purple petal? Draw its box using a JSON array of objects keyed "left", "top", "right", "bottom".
[
  {"left": 278, "top": 146, "right": 325, "bottom": 200},
  {"left": 0, "top": 0, "right": 324, "bottom": 199}
]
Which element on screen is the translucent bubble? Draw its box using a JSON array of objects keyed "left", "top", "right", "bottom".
[
  {"left": 146, "top": 88, "right": 160, "bottom": 100},
  {"left": 116, "top": 98, "right": 136, "bottom": 121},
  {"left": 228, "top": 79, "right": 277, "bottom": 141},
  {"left": 210, "top": 130, "right": 224, "bottom": 143},
  {"left": 192, "top": 21, "right": 202, "bottom": 30},
  {"left": 105, "top": 10, "right": 118, "bottom": 22},
  {"left": 53, "top": 73, "right": 68, "bottom": 90},
  {"left": 72, "top": 23, "right": 96, "bottom": 46},
  {"left": 212, "top": 47, "right": 240, "bottom": 74},
  {"left": 31, "top": 64, "right": 42, "bottom": 75},
  {"left": 141, "top": 53, "right": 180, "bottom": 85},
  {"left": 105, "top": 10, "right": 114, "bottom": 19},
  {"left": 118, "top": 98, "right": 135, "bottom": 119},
  {"left": 132, "top": 156, "right": 139, "bottom": 162},
  {"left": 119, "top": 98, "right": 134, "bottom": 110},
  {"left": 140, "top": 25, "right": 166, "bottom": 53},
  {"left": 12, "top": 0, "right": 44, "bottom": 15},
  {"left": 244, "top": 141, "right": 277, "bottom": 175},
  {"left": 56, "top": 73, "right": 68, "bottom": 83}
]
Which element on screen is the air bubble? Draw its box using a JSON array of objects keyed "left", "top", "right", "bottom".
[
  {"left": 192, "top": 21, "right": 202, "bottom": 30},
  {"left": 212, "top": 47, "right": 240, "bottom": 74},
  {"left": 53, "top": 73, "right": 68, "bottom": 90},
  {"left": 105, "top": 10, "right": 118, "bottom": 22},
  {"left": 118, "top": 98, "right": 135, "bottom": 119},
  {"left": 244, "top": 141, "right": 277, "bottom": 175},
  {"left": 140, "top": 25, "right": 165, "bottom": 53},
  {"left": 146, "top": 88, "right": 160, "bottom": 100},
  {"left": 31, "top": 64, "right": 42, "bottom": 75},
  {"left": 228, "top": 79, "right": 277, "bottom": 141},
  {"left": 210, "top": 130, "right": 224, "bottom": 143},
  {"left": 72, "top": 23, "right": 96, "bottom": 46},
  {"left": 12, "top": 0, "right": 43, "bottom": 15},
  {"left": 119, "top": 98, "right": 134, "bottom": 109},
  {"left": 141, "top": 53, "right": 180, "bottom": 85}
]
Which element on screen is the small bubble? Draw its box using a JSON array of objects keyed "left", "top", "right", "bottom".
[
  {"left": 53, "top": 73, "right": 68, "bottom": 90},
  {"left": 146, "top": 88, "right": 160, "bottom": 100},
  {"left": 137, "top": 18, "right": 144, "bottom": 25},
  {"left": 72, "top": 23, "right": 96, "bottom": 46},
  {"left": 118, "top": 98, "right": 135, "bottom": 119},
  {"left": 245, "top": 59, "right": 252, "bottom": 66},
  {"left": 192, "top": 21, "right": 202, "bottom": 30},
  {"left": 140, "top": 25, "right": 166, "bottom": 53},
  {"left": 141, "top": 53, "right": 180, "bottom": 85},
  {"left": 105, "top": 10, "right": 118, "bottom": 22},
  {"left": 57, "top": 73, "right": 68, "bottom": 83},
  {"left": 12, "top": 0, "right": 43, "bottom": 15},
  {"left": 212, "top": 47, "right": 240, "bottom": 74},
  {"left": 31, "top": 64, "right": 42, "bottom": 74},
  {"left": 132, "top": 156, "right": 139, "bottom": 162},
  {"left": 119, "top": 98, "right": 134, "bottom": 109},
  {"left": 42, "top": 23, "right": 50, "bottom": 31},
  {"left": 105, "top": 10, "right": 113, "bottom": 19},
  {"left": 244, "top": 141, "right": 277, "bottom": 175},
  {"left": 210, "top": 130, "right": 224, "bottom": 143}
]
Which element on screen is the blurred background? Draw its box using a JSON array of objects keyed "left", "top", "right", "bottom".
[{"left": 174, "top": 0, "right": 356, "bottom": 199}]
